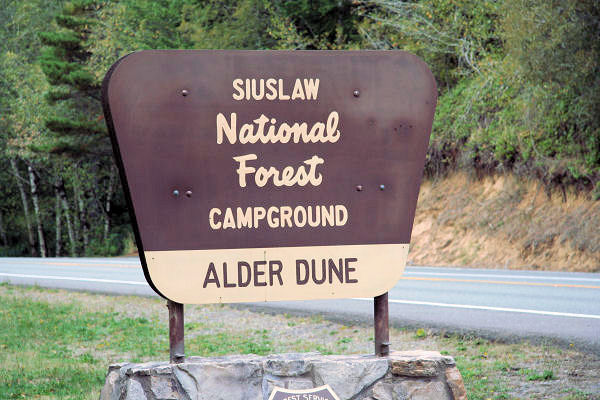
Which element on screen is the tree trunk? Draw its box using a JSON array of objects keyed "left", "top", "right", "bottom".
[
  {"left": 73, "top": 171, "right": 89, "bottom": 255},
  {"left": 57, "top": 178, "right": 76, "bottom": 256},
  {"left": 54, "top": 186, "right": 62, "bottom": 257},
  {"left": 28, "top": 164, "right": 47, "bottom": 258},
  {"left": 78, "top": 190, "right": 89, "bottom": 255},
  {"left": 0, "top": 209, "right": 8, "bottom": 247},
  {"left": 10, "top": 158, "right": 36, "bottom": 256},
  {"left": 336, "top": 1, "right": 344, "bottom": 46},
  {"left": 103, "top": 167, "right": 116, "bottom": 241}
]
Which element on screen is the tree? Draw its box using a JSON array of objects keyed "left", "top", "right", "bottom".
[
  {"left": 500, "top": 0, "right": 600, "bottom": 189},
  {"left": 358, "top": 0, "right": 501, "bottom": 88},
  {"left": 38, "top": 0, "right": 117, "bottom": 255},
  {"left": 0, "top": 0, "right": 65, "bottom": 256},
  {"left": 38, "top": 0, "right": 109, "bottom": 157},
  {"left": 88, "top": 0, "right": 186, "bottom": 76},
  {"left": 179, "top": 0, "right": 279, "bottom": 49},
  {"left": 178, "top": 0, "right": 363, "bottom": 51},
  {"left": 273, "top": 0, "right": 362, "bottom": 49}
]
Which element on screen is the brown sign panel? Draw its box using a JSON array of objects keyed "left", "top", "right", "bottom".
[
  {"left": 268, "top": 385, "right": 340, "bottom": 400},
  {"left": 102, "top": 50, "right": 436, "bottom": 304}
]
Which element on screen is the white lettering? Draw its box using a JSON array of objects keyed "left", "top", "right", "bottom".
[
  {"left": 291, "top": 78, "right": 305, "bottom": 100},
  {"left": 216, "top": 112, "right": 340, "bottom": 145},
  {"left": 253, "top": 207, "right": 266, "bottom": 228},
  {"left": 208, "top": 205, "right": 348, "bottom": 230},
  {"left": 216, "top": 113, "right": 237, "bottom": 144},
  {"left": 232, "top": 154, "right": 324, "bottom": 188},
  {"left": 278, "top": 78, "right": 290, "bottom": 100},
  {"left": 267, "top": 206, "right": 279, "bottom": 228},
  {"left": 223, "top": 208, "right": 236, "bottom": 229},
  {"left": 232, "top": 79, "right": 244, "bottom": 100},
  {"left": 209, "top": 208, "right": 221, "bottom": 229},
  {"left": 232, "top": 78, "right": 319, "bottom": 101},
  {"left": 236, "top": 207, "right": 252, "bottom": 229},
  {"left": 251, "top": 78, "right": 264, "bottom": 100},
  {"left": 304, "top": 78, "right": 319, "bottom": 100},
  {"left": 265, "top": 78, "right": 277, "bottom": 100},
  {"left": 232, "top": 154, "right": 257, "bottom": 188}
]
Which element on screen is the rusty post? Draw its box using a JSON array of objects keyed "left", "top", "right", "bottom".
[
  {"left": 168, "top": 300, "right": 185, "bottom": 363},
  {"left": 374, "top": 292, "right": 390, "bottom": 357}
]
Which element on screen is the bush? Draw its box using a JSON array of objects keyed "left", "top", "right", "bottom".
[
  {"left": 85, "top": 232, "right": 126, "bottom": 257},
  {"left": 364, "top": 0, "right": 600, "bottom": 191}
]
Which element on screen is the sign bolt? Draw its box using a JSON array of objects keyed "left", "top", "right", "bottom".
[
  {"left": 379, "top": 184, "right": 386, "bottom": 191},
  {"left": 356, "top": 185, "right": 363, "bottom": 191},
  {"left": 185, "top": 190, "right": 192, "bottom": 197},
  {"left": 181, "top": 89, "right": 189, "bottom": 96},
  {"left": 353, "top": 89, "right": 360, "bottom": 97},
  {"left": 172, "top": 190, "right": 180, "bottom": 197}
]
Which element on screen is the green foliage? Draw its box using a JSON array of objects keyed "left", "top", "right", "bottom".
[
  {"left": 499, "top": 0, "right": 600, "bottom": 187},
  {"left": 275, "top": 0, "right": 361, "bottom": 48},
  {"left": 38, "top": 0, "right": 108, "bottom": 158},
  {"left": 360, "top": 0, "right": 502, "bottom": 87},
  {"left": 522, "top": 368, "right": 556, "bottom": 381},
  {"left": 179, "top": 0, "right": 280, "bottom": 49},
  {"left": 1, "top": 0, "right": 598, "bottom": 258},
  {"left": 122, "top": 0, "right": 186, "bottom": 49},
  {"left": 45, "top": 88, "right": 72, "bottom": 104},
  {"left": 86, "top": 231, "right": 126, "bottom": 256},
  {"left": 0, "top": 243, "right": 28, "bottom": 257},
  {"left": 179, "top": 0, "right": 363, "bottom": 50},
  {"left": 87, "top": 0, "right": 188, "bottom": 82},
  {"left": 45, "top": 117, "right": 104, "bottom": 136},
  {"left": 39, "top": 31, "right": 82, "bottom": 51},
  {"left": 363, "top": 0, "right": 599, "bottom": 191},
  {"left": 414, "top": 328, "right": 427, "bottom": 339},
  {"left": 55, "top": 13, "right": 89, "bottom": 30}
]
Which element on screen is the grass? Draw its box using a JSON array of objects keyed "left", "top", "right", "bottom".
[
  {"left": 522, "top": 369, "right": 556, "bottom": 381},
  {"left": 1, "top": 296, "right": 110, "bottom": 399},
  {"left": 0, "top": 286, "right": 274, "bottom": 399},
  {"left": 0, "top": 283, "right": 598, "bottom": 399}
]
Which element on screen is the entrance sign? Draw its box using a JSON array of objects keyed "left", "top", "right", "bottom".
[{"left": 102, "top": 50, "right": 436, "bottom": 304}]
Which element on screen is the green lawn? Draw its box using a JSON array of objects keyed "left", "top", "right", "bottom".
[{"left": 0, "top": 286, "right": 275, "bottom": 399}]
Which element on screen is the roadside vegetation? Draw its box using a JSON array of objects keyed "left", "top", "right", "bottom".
[
  {"left": 1, "top": 0, "right": 598, "bottom": 262},
  {"left": 1, "top": 283, "right": 599, "bottom": 399}
]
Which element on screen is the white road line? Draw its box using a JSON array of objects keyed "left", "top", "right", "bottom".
[
  {"left": 0, "top": 260, "right": 140, "bottom": 265},
  {"left": 2, "top": 260, "right": 597, "bottom": 282},
  {"left": 404, "top": 271, "right": 600, "bottom": 283},
  {"left": 353, "top": 298, "right": 600, "bottom": 320},
  {"left": 0, "top": 273, "right": 147, "bottom": 286},
  {"left": 2, "top": 271, "right": 599, "bottom": 320}
]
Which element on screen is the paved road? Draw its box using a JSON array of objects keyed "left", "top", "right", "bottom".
[{"left": 1, "top": 257, "right": 599, "bottom": 353}]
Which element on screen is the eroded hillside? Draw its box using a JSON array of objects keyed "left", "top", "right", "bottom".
[{"left": 410, "top": 173, "right": 600, "bottom": 272}]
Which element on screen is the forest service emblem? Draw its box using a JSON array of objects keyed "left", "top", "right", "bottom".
[{"left": 268, "top": 385, "right": 341, "bottom": 400}]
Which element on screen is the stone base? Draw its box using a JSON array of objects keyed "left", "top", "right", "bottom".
[{"left": 100, "top": 351, "right": 466, "bottom": 400}]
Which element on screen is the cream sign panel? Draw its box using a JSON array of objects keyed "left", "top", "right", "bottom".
[{"left": 102, "top": 50, "right": 437, "bottom": 304}]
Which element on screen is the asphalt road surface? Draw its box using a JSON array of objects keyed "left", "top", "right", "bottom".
[{"left": 1, "top": 257, "right": 599, "bottom": 353}]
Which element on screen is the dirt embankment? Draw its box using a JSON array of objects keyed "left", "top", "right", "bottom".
[{"left": 409, "top": 172, "right": 600, "bottom": 272}]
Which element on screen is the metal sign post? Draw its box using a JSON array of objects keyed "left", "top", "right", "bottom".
[
  {"left": 374, "top": 292, "right": 390, "bottom": 356},
  {"left": 167, "top": 300, "right": 185, "bottom": 363}
]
